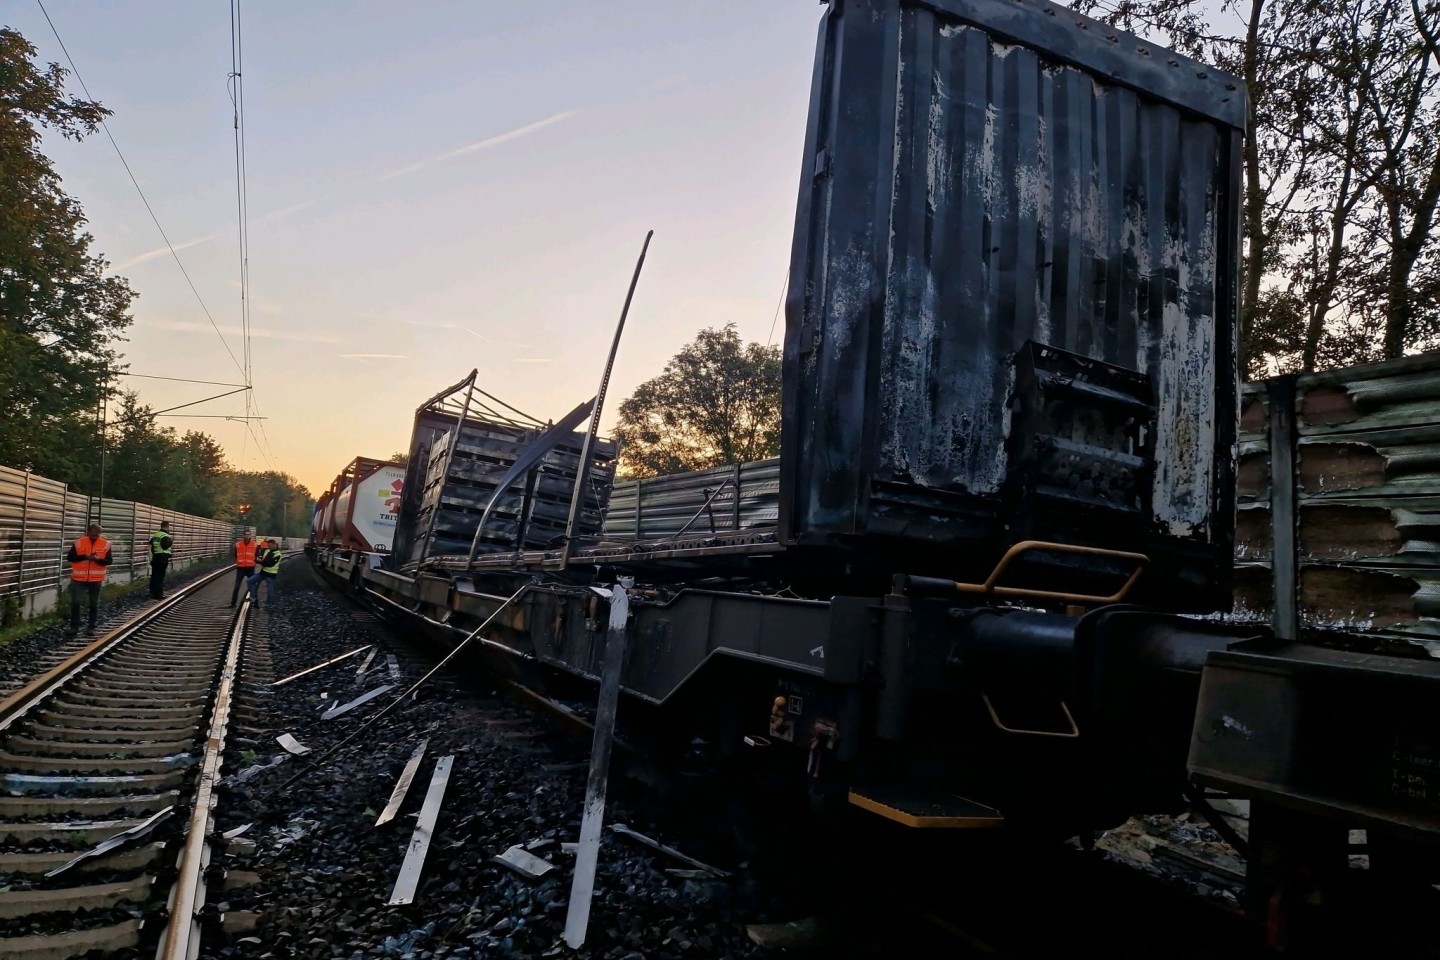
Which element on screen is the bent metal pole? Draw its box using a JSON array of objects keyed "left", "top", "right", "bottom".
[
  {"left": 560, "top": 230, "right": 653, "bottom": 568},
  {"left": 563, "top": 577, "right": 632, "bottom": 948}
]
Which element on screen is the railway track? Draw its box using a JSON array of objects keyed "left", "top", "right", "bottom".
[{"left": 0, "top": 566, "right": 247, "bottom": 959}]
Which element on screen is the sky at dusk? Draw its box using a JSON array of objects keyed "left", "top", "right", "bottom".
[{"left": 9, "top": 1, "right": 823, "bottom": 497}]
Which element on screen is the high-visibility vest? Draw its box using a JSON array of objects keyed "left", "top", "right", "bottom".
[
  {"left": 150, "top": 530, "right": 172, "bottom": 558},
  {"left": 235, "top": 539, "right": 257, "bottom": 567},
  {"left": 70, "top": 536, "right": 111, "bottom": 583},
  {"left": 260, "top": 549, "right": 281, "bottom": 575}
]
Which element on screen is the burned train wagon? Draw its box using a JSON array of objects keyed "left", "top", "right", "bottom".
[
  {"left": 308, "top": 1, "right": 1440, "bottom": 946},
  {"left": 389, "top": 370, "right": 618, "bottom": 569},
  {"left": 782, "top": 0, "right": 1244, "bottom": 610}
]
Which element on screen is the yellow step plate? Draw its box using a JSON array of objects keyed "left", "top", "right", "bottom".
[{"left": 848, "top": 787, "right": 1004, "bottom": 828}]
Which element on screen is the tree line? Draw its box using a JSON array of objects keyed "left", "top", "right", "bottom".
[
  {"left": 1075, "top": 0, "right": 1440, "bottom": 377},
  {"left": 0, "top": 28, "right": 312, "bottom": 536}
]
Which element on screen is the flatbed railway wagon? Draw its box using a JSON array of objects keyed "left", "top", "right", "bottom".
[{"left": 311, "top": 0, "right": 1440, "bottom": 949}]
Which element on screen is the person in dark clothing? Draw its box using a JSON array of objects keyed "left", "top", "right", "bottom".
[
  {"left": 230, "top": 530, "right": 257, "bottom": 607},
  {"left": 247, "top": 539, "right": 282, "bottom": 607},
  {"left": 66, "top": 523, "right": 113, "bottom": 637},
  {"left": 148, "top": 520, "right": 173, "bottom": 599}
]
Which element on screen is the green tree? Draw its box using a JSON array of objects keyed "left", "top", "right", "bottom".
[
  {"left": 1071, "top": 0, "right": 1440, "bottom": 375},
  {"left": 613, "top": 324, "right": 781, "bottom": 478},
  {"left": 0, "top": 28, "right": 134, "bottom": 476}
]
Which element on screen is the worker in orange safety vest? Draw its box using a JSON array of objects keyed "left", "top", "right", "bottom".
[
  {"left": 65, "top": 523, "right": 113, "bottom": 637},
  {"left": 230, "top": 530, "right": 258, "bottom": 607}
]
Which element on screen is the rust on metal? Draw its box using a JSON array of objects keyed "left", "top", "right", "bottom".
[
  {"left": 1298, "top": 505, "right": 1403, "bottom": 560},
  {"left": 1299, "top": 385, "right": 1360, "bottom": 426},
  {"left": 1300, "top": 567, "right": 1420, "bottom": 629},
  {"left": 1297, "top": 443, "right": 1387, "bottom": 495}
]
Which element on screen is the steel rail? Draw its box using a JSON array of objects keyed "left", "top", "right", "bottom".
[
  {"left": 155, "top": 594, "right": 250, "bottom": 960},
  {"left": 0, "top": 562, "right": 239, "bottom": 731}
]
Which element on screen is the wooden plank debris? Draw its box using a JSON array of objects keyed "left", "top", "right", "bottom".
[
  {"left": 388, "top": 755, "right": 454, "bottom": 906},
  {"left": 375, "top": 740, "right": 428, "bottom": 827},
  {"left": 321, "top": 684, "right": 395, "bottom": 721},
  {"left": 271, "top": 646, "right": 373, "bottom": 687}
]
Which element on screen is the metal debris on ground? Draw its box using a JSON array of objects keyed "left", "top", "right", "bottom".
[
  {"left": 609, "top": 823, "right": 732, "bottom": 878},
  {"left": 321, "top": 683, "right": 396, "bottom": 720},
  {"left": 745, "top": 918, "right": 826, "bottom": 950},
  {"left": 271, "top": 645, "right": 374, "bottom": 687},
  {"left": 355, "top": 646, "right": 379, "bottom": 677},
  {"left": 276, "top": 733, "right": 310, "bottom": 755},
  {"left": 375, "top": 739, "right": 429, "bottom": 827},
  {"left": 43, "top": 806, "right": 175, "bottom": 878},
  {"left": 493, "top": 844, "right": 557, "bottom": 879},
  {"left": 388, "top": 755, "right": 455, "bottom": 906},
  {"left": 222, "top": 823, "right": 253, "bottom": 840},
  {"left": 386, "top": 653, "right": 401, "bottom": 680}
]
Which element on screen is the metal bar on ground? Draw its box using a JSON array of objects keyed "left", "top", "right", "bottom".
[
  {"left": 262, "top": 583, "right": 534, "bottom": 800},
  {"left": 609, "top": 823, "right": 732, "bottom": 878},
  {"left": 563, "top": 579, "right": 632, "bottom": 948},
  {"left": 43, "top": 806, "right": 175, "bottom": 879},
  {"left": 321, "top": 684, "right": 396, "bottom": 720},
  {"left": 270, "top": 645, "right": 373, "bottom": 687},
  {"left": 375, "top": 740, "right": 429, "bottom": 827},
  {"left": 385, "top": 654, "right": 401, "bottom": 681},
  {"left": 355, "top": 647, "right": 379, "bottom": 677},
  {"left": 388, "top": 755, "right": 455, "bottom": 906},
  {"left": 154, "top": 596, "right": 248, "bottom": 960}
]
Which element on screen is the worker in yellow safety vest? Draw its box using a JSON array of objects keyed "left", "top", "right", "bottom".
[
  {"left": 247, "top": 538, "right": 282, "bottom": 608},
  {"left": 231, "top": 530, "right": 257, "bottom": 607},
  {"left": 148, "top": 520, "right": 173, "bottom": 599},
  {"left": 65, "top": 523, "right": 113, "bottom": 637}
]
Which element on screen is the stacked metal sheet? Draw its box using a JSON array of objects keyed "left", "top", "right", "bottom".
[
  {"left": 398, "top": 378, "right": 617, "bottom": 565},
  {"left": 1236, "top": 353, "right": 1440, "bottom": 646},
  {"left": 601, "top": 459, "right": 780, "bottom": 542}
]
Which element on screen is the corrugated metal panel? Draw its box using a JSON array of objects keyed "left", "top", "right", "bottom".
[
  {"left": 1237, "top": 352, "right": 1440, "bottom": 644},
  {"left": 781, "top": 0, "right": 1243, "bottom": 608},
  {"left": 0, "top": 469, "right": 234, "bottom": 608},
  {"left": 602, "top": 459, "right": 781, "bottom": 542}
]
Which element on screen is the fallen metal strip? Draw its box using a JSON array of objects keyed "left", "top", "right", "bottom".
[
  {"left": 276, "top": 734, "right": 310, "bottom": 756},
  {"left": 388, "top": 755, "right": 455, "bottom": 906},
  {"left": 321, "top": 684, "right": 396, "bottom": 720},
  {"left": 564, "top": 581, "right": 632, "bottom": 949},
  {"left": 355, "top": 647, "right": 379, "bottom": 678},
  {"left": 375, "top": 740, "right": 428, "bottom": 827},
  {"left": 271, "top": 645, "right": 373, "bottom": 687},
  {"left": 155, "top": 595, "right": 249, "bottom": 960},
  {"left": 43, "top": 806, "right": 175, "bottom": 879},
  {"left": 386, "top": 654, "right": 401, "bottom": 681},
  {"left": 609, "top": 823, "right": 732, "bottom": 878}
]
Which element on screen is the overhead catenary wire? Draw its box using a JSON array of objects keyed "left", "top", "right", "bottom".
[{"left": 34, "top": 0, "right": 248, "bottom": 384}]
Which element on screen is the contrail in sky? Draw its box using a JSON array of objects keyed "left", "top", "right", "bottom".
[{"left": 379, "top": 110, "right": 576, "bottom": 181}]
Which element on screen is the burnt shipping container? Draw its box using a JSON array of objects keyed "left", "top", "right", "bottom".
[
  {"left": 391, "top": 373, "right": 618, "bottom": 568},
  {"left": 781, "top": 0, "right": 1245, "bottom": 609}
]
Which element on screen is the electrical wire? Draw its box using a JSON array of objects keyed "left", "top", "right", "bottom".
[{"left": 35, "top": 0, "right": 248, "bottom": 384}]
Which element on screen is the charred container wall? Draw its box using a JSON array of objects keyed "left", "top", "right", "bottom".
[
  {"left": 780, "top": 0, "right": 1245, "bottom": 609},
  {"left": 394, "top": 410, "right": 618, "bottom": 567}
]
